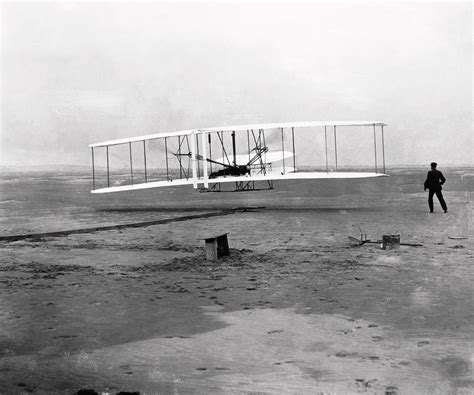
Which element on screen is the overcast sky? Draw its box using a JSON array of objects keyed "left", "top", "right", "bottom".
[{"left": 1, "top": 1, "right": 472, "bottom": 167}]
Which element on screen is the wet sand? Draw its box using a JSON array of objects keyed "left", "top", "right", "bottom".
[{"left": 0, "top": 170, "right": 473, "bottom": 394}]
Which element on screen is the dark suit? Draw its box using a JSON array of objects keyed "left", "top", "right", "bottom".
[{"left": 424, "top": 169, "right": 447, "bottom": 212}]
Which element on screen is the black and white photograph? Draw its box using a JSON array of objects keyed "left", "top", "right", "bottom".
[{"left": 1, "top": 1, "right": 472, "bottom": 393}]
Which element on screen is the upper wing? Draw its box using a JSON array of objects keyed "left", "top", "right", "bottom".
[
  {"left": 200, "top": 121, "right": 387, "bottom": 133},
  {"left": 89, "top": 129, "right": 196, "bottom": 148}
]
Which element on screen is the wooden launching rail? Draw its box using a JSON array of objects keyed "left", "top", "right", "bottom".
[{"left": 0, "top": 210, "right": 238, "bottom": 242}]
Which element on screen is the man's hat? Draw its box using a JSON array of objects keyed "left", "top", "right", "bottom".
[{"left": 431, "top": 162, "right": 437, "bottom": 167}]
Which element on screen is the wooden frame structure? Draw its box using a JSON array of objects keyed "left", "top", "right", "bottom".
[{"left": 89, "top": 121, "right": 387, "bottom": 194}]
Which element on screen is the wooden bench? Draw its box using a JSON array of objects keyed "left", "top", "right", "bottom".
[{"left": 201, "top": 233, "right": 229, "bottom": 261}]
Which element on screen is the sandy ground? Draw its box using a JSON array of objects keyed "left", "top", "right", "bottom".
[{"left": 0, "top": 187, "right": 473, "bottom": 394}]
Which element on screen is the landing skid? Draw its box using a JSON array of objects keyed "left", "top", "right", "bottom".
[
  {"left": 200, "top": 183, "right": 221, "bottom": 192},
  {"left": 199, "top": 180, "right": 274, "bottom": 192}
]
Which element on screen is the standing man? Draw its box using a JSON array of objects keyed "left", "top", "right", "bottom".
[{"left": 424, "top": 162, "right": 448, "bottom": 213}]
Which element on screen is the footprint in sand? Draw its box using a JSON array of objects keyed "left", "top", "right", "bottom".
[
  {"left": 274, "top": 360, "right": 300, "bottom": 366},
  {"left": 355, "top": 378, "right": 378, "bottom": 388},
  {"left": 417, "top": 340, "right": 430, "bottom": 347},
  {"left": 119, "top": 364, "right": 134, "bottom": 375},
  {"left": 335, "top": 351, "right": 357, "bottom": 358}
]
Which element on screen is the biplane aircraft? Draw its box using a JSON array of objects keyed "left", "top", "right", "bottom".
[{"left": 88, "top": 121, "right": 388, "bottom": 194}]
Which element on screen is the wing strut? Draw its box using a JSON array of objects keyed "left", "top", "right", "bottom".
[
  {"left": 191, "top": 131, "right": 198, "bottom": 189},
  {"left": 201, "top": 131, "right": 209, "bottom": 188},
  {"left": 247, "top": 130, "right": 251, "bottom": 164},
  {"left": 165, "top": 137, "right": 169, "bottom": 181},
  {"left": 291, "top": 126, "right": 296, "bottom": 171},
  {"left": 106, "top": 146, "right": 110, "bottom": 187},
  {"left": 232, "top": 131, "right": 237, "bottom": 167},
  {"left": 381, "top": 125, "right": 386, "bottom": 173},
  {"left": 91, "top": 147, "right": 95, "bottom": 190},
  {"left": 208, "top": 133, "right": 213, "bottom": 175},
  {"left": 373, "top": 124, "right": 378, "bottom": 173},
  {"left": 143, "top": 140, "right": 147, "bottom": 183},
  {"left": 220, "top": 132, "right": 225, "bottom": 167},
  {"left": 129, "top": 142, "right": 133, "bottom": 185},
  {"left": 196, "top": 134, "right": 201, "bottom": 179},
  {"left": 178, "top": 136, "right": 183, "bottom": 179},
  {"left": 324, "top": 126, "right": 329, "bottom": 173},
  {"left": 281, "top": 127, "right": 285, "bottom": 174},
  {"left": 187, "top": 135, "right": 192, "bottom": 180}
]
